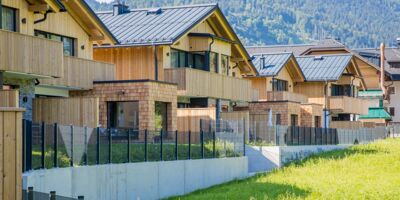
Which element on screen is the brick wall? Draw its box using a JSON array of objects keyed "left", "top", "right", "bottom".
[
  {"left": 71, "top": 81, "right": 177, "bottom": 131},
  {"left": 300, "top": 104, "right": 323, "bottom": 127},
  {"left": 249, "top": 101, "right": 302, "bottom": 126}
]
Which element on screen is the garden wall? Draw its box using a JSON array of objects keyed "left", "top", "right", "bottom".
[
  {"left": 246, "top": 145, "right": 351, "bottom": 173},
  {"left": 22, "top": 157, "right": 247, "bottom": 200}
]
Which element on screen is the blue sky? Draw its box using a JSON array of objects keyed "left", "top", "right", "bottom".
[{"left": 95, "top": 0, "right": 113, "bottom": 3}]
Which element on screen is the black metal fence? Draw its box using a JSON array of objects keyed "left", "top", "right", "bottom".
[
  {"left": 22, "top": 187, "right": 83, "bottom": 200},
  {"left": 23, "top": 120, "right": 245, "bottom": 172}
]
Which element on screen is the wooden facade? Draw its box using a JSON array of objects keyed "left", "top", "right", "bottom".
[
  {"left": 177, "top": 108, "right": 216, "bottom": 132},
  {"left": 32, "top": 97, "right": 99, "bottom": 128},
  {"left": 0, "top": 108, "right": 24, "bottom": 200},
  {"left": 164, "top": 68, "right": 253, "bottom": 102},
  {"left": 0, "top": 90, "right": 19, "bottom": 107}
]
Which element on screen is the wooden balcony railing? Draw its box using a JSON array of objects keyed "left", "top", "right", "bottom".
[
  {"left": 329, "top": 96, "right": 369, "bottom": 115},
  {"left": 0, "top": 90, "right": 19, "bottom": 107},
  {"left": 0, "top": 29, "right": 63, "bottom": 77},
  {"left": 41, "top": 56, "right": 115, "bottom": 89},
  {"left": 164, "top": 68, "right": 252, "bottom": 102},
  {"left": 266, "top": 91, "right": 308, "bottom": 103}
]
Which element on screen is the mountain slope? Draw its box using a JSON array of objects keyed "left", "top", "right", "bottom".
[{"left": 86, "top": 0, "right": 400, "bottom": 48}]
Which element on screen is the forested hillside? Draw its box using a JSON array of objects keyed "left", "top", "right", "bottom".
[{"left": 86, "top": 0, "right": 400, "bottom": 48}]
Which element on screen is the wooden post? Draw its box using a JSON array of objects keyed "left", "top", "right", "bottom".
[{"left": 0, "top": 107, "right": 25, "bottom": 200}]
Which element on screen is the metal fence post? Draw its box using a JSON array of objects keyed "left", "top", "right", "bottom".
[
  {"left": 109, "top": 128, "right": 112, "bottom": 164},
  {"left": 188, "top": 130, "right": 191, "bottom": 160},
  {"left": 28, "top": 187, "right": 33, "bottom": 200},
  {"left": 24, "top": 120, "right": 33, "bottom": 171},
  {"left": 160, "top": 129, "right": 163, "bottom": 161},
  {"left": 213, "top": 130, "right": 216, "bottom": 158},
  {"left": 243, "top": 118, "right": 246, "bottom": 156},
  {"left": 96, "top": 127, "right": 100, "bottom": 165},
  {"left": 175, "top": 130, "right": 178, "bottom": 160},
  {"left": 78, "top": 196, "right": 85, "bottom": 200},
  {"left": 84, "top": 126, "right": 88, "bottom": 165},
  {"left": 144, "top": 129, "right": 148, "bottom": 162},
  {"left": 40, "top": 122, "right": 45, "bottom": 169},
  {"left": 200, "top": 130, "right": 204, "bottom": 159},
  {"left": 127, "top": 129, "right": 131, "bottom": 163},
  {"left": 70, "top": 125, "right": 74, "bottom": 167},
  {"left": 50, "top": 191, "right": 56, "bottom": 200},
  {"left": 54, "top": 123, "right": 58, "bottom": 168}
]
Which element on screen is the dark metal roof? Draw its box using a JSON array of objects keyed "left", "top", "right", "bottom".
[
  {"left": 251, "top": 53, "right": 293, "bottom": 77},
  {"left": 96, "top": 4, "right": 218, "bottom": 46},
  {"left": 296, "top": 54, "right": 353, "bottom": 81}
]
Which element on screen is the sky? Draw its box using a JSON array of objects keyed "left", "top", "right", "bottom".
[{"left": 95, "top": 0, "right": 114, "bottom": 3}]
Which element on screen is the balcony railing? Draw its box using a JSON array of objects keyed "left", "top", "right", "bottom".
[
  {"left": 41, "top": 56, "right": 115, "bottom": 89},
  {"left": 266, "top": 91, "right": 308, "bottom": 103},
  {"left": 329, "top": 96, "right": 369, "bottom": 115},
  {"left": 164, "top": 68, "right": 252, "bottom": 102},
  {"left": 0, "top": 29, "right": 63, "bottom": 77}
]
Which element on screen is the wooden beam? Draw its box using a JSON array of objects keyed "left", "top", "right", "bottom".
[
  {"left": 43, "top": 0, "right": 61, "bottom": 12},
  {"left": 28, "top": 4, "right": 50, "bottom": 12}
]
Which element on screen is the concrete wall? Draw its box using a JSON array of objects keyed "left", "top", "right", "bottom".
[
  {"left": 246, "top": 145, "right": 350, "bottom": 173},
  {"left": 23, "top": 157, "right": 247, "bottom": 200}
]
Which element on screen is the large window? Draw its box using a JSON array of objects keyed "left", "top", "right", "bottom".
[
  {"left": 170, "top": 49, "right": 220, "bottom": 73},
  {"left": 171, "top": 49, "right": 187, "bottom": 68},
  {"left": 155, "top": 102, "right": 168, "bottom": 131},
  {"left": 220, "top": 54, "right": 229, "bottom": 75},
  {"left": 107, "top": 101, "right": 139, "bottom": 129},
  {"left": 272, "top": 79, "right": 288, "bottom": 91},
  {"left": 1, "top": 6, "right": 17, "bottom": 32},
  {"left": 290, "top": 114, "right": 298, "bottom": 126},
  {"left": 209, "top": 52, "right": 218, "bottom": 73},
  {"left": 34, "top": 30, "right": 75, "bottom": 56},
  {"left": 331, "top": 84, "right": 353, "bottom": 97}
]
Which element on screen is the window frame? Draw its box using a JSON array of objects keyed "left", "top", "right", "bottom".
[
  {"left": 1, "top": 5, "right": 17, "bottom": 32},
  {"left": 272, "top": 78, "right": 289, "bottom": 91},
  {"left": 389, "top": 107, "right": 395, "bottom": 116},
  {"left": 220, "top": 54, "right": 229, "bottom": 75},
  {"left": 107, "top": 101, "right": 140, "bottom": 129},
  {"left": 34, "top": 30, "right": 76, "bottom": 56}
]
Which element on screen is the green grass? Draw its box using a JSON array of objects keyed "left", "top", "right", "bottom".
[{"left": 169, "top": 138, "right": 400, "bottom": 200}]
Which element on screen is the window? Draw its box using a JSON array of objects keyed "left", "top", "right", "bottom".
[
  {"left": 331, "top": 84, "right": 352, "bottom": 97},
  {"left": 290, "top": 114, "right": 298, "bottom": 126},
  {"left": 272, "top": 79, "right": 288, "bottom": 91},
  {"left": 276, "top": 114, "right": 281, "bottom": 125},
  {"left": 389, "top": 87, "right": 395, "bottom": 95},
  {"left": 155, "top": 102, "right": 168, "bottom": 131},
  {"left": 209, "top": 52, "right": 218, "bottom": 73},
  {"left": 332, "top": 114, "right": 351, "bottom": 121},
  {"left": 190, "top": 52, "right": 206, "bottom": 70},
  {"left": 389, "top": 62, "right": 400, "bottom": 69},
  {"left": 389, "top": 107, "right": 395, "bottom": 116},
  {"left": 34, "top": 30, "right": 75, "bottom": 56},
  {"left": 107, "top": 101, "right": 139, "bottom": 129},
  {"left": 314, "top": 116, "right": 321, "bottom": 128},
  {"left": 1, "top": 6, "right": 17, "bottom": 32},
  {"left": 220, "top": 54, "right": 229, "bottom": 75}
]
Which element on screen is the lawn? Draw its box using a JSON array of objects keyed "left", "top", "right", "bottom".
[{"left": 170, "top": 138, "right": 400, "bottom": 200}]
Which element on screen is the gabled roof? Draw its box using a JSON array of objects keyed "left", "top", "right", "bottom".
[
  {"left": 250, "top": 52, "right": 305, "bottom": 81},
  {"left": 296, "top": 54, "right": 354, "bottom": 81},
  {"left": 97, "top": 4, "right": 218, "bottom": 46}
]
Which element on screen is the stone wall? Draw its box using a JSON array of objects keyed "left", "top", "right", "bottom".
[
  {"left": 71, "top": 80, "right": 177, "bottom": 131},
  {"left": 249, "top": 101, "right": 302, "bottom": 126},
  {"left": 4, "top": 78, "right": 35, "bottom": 120}
]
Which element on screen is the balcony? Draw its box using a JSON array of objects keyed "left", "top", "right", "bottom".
[
  {"left": 164, "top": 68, "right": 252, "bottom": 102},
  {"left": 41, "top": 56, "right": 115, "bottom": 89},
  {"left": 266, "top": 91, "right": 308, "bottom": 103},
  {"left": 0, "top": 29, "right": 63, "bottom": 78},
  {"left": 329, "top": 96, "right": 369, "bottom": 115}
]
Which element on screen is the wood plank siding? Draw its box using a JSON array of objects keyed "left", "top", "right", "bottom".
[
  {"left": 0, "top": 90, "right": 19, "bottom": 107},
  {"left": 40, "top": 56, "right": 115, "bottom": 89},
  {"left": 329, "top": 96, "right": 369, "bottom": 115},
  {"left": 33, "top": 97, "right": 99, "bottom": 127},
  {"left": 164, "top": 68, "right": 253, "bottom": 102},
  {"left": 0, "top": 29, "right": 63, "bottom": 77},
  {"left": 0, "top": 108, "right": 24, "bottom": 200},
  {"left": 266, "top": 91, "right": 308, "bottom": 103},
  {"left": 177, "top": 108, "right": 216, "bottom": 132}
]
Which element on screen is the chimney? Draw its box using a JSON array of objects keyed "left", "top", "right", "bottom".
[
  {"left": 113, "top": 1, "right": 129, "bottom": 16},
  {"left": 380, "top": 43, "right": 387, "bottom": 100}
]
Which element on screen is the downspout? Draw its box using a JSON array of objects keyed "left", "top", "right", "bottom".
[
  {"left": 207, "top": 36, "right": 221, "bottom": 129},
  {"left": 34, "top": 10, "right": 51, "bottom": 24},
  {"left": 380, "top": 43, "right": 387, "bottom": 100},
  {"left": 324, "top": 80, "right": 330, "bottom": 128},
  {"left": 153, "top": 45, "right": 158, "bottom": 81}
]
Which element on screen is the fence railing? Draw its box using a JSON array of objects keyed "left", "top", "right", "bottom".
[
  {"left": 23, "top": 120, "right": 245, "bottom": 172},
  {"left": 22, "top": 187, "right": 83, "bottom": 200},
  {"left": 248, "top": 122, "right": 387, "bottom": 146}
]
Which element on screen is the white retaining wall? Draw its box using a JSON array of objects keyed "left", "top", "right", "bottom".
[
  {"left": 23, "top": 157, "right": 248, "bottom": 200},
  {"left": 247, "top": 145, "right": 351, "bottom": 173}
]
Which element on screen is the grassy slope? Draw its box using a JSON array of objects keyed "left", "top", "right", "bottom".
[{"left": 170, "top": 139, "right": 400, "bottom": 200}]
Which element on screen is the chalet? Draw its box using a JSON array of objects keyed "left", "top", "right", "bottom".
[
  {"left": 246, "top": 52, "right": 323, "bottom": 127},
  {"left": 71, "top": 3, "right": 257, "bottom": 132},
  {"left": 0, "top": 0, "right": 117, "bottom": 125},
  {"left": 294, "top": 54, "right": 368, "bottom": 127}
]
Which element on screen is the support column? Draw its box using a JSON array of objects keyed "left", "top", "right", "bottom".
[
  {"left": 323, "top": 109, "right": 330, "bottom": 128},
  {"left": 18, "top": 80, "right": 35, "bottom": 121}
]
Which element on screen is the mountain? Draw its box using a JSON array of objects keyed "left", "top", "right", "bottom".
[{"left": 86, "top": 0, "right": 400, "bottom": 48}]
